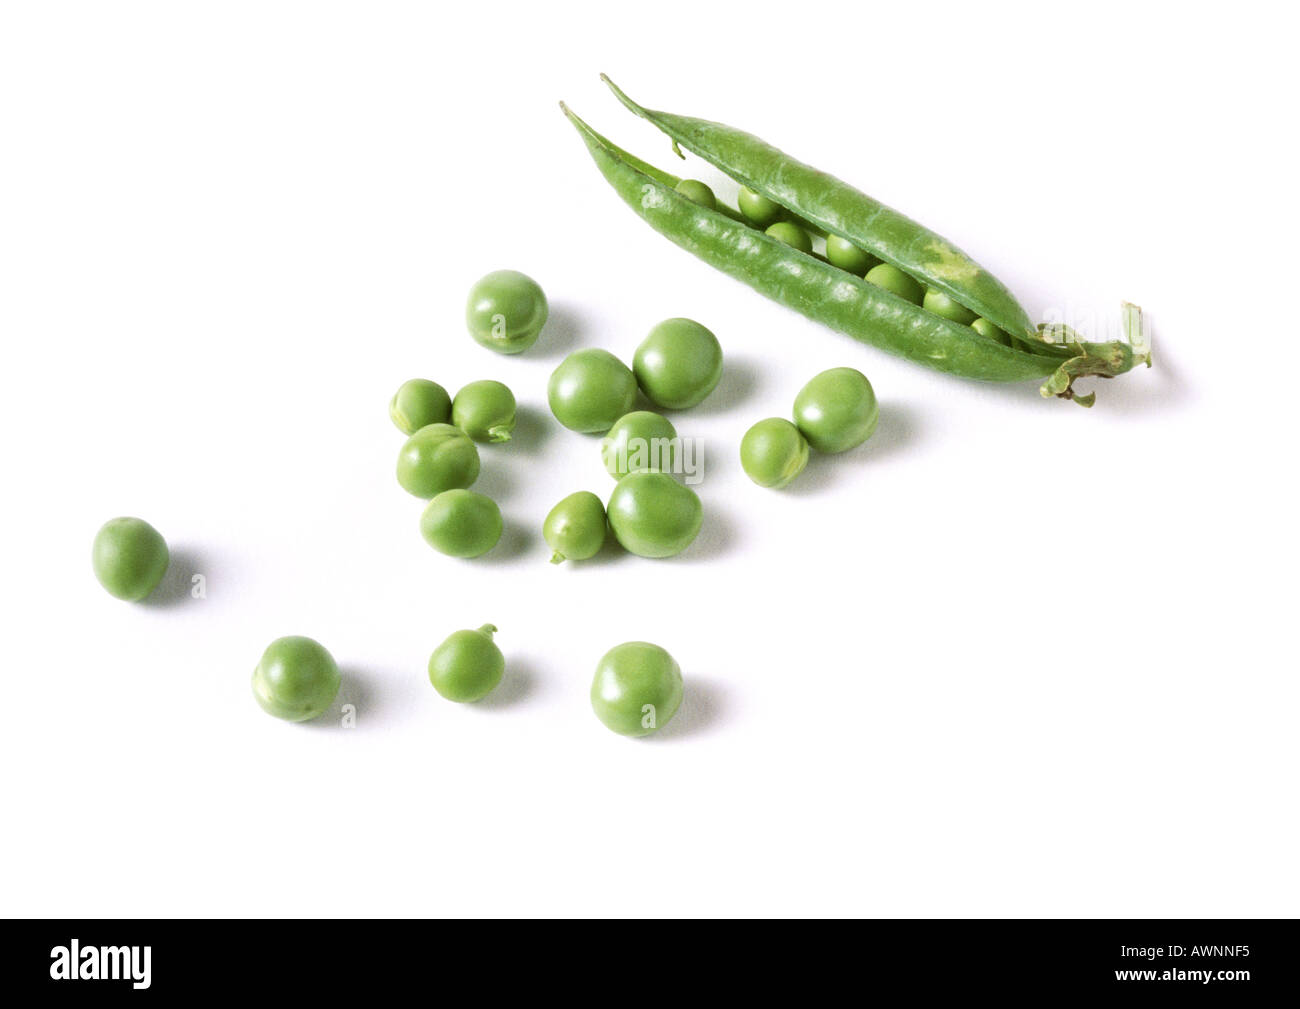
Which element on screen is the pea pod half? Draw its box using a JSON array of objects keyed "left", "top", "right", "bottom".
[{"left": 561, "top": 77, "right": 1150, "bottom": 406}]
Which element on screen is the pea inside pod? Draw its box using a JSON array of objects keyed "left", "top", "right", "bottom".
[
  {"left": 452, "top": 379, "right": 517, "bottom": 443},
  {"left": 562, "top": 79, "right": 1150, "bottom": 406}
]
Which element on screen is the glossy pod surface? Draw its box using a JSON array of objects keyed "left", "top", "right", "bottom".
[
  {"left": 793, "top": 367, "right": 879, "bottom": 453},
  {"left": 606, "top": 472, "right": 702, "bottom": 558},
  {"left": 465, "top": 270, "right": 548, "bottom": 354},
  {"left": 419, "top": 489, "right": 502, "bottom": 558},
  {"left": 562, "top": 81, "right": 1149, "bottom": 404},
  {"left": 92, "top": 517, "right": 170, "bottom": 601},
  {"left": 544, "top": 491, "right": 607, "bottom": 563},
  {"left": 252, "top": 636, "right": 341, "bottom": 722},
  {"left": 428, "top": 624, "right": 504, "bottom": 702},
  {"left": 547, "top": 348, "right": 638, "bottom": 433},
  {"left": 590, "top": 641, "right": 683, "bottom": 737},
  {"left": 396, "top": 423, "right": 480, "bottom": 498}
]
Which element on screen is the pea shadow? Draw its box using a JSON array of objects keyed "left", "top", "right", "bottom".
[
  {"left": 474, "top": 654, "right": 540, "bottom": 709},
  {"left": 509, "top": 404, "right": 556, "bottom": 454},
  {"left": 644, "top": 677, "right": 730, "bottom": 742},
  {"left": 682, "top": 354, "right": 761, "bottom": 417},
  {"left": 784, "top": 401, "right": 919, "bottom": 495},
  {"left": 472, "top": 463, "right": 515, "bottom": 502},
  {"left": 141, "top": 546, "right": 210, "bottom": 609},
  {"left": 677, "top": 501, "right": 738, "bottom": 561},
  {"left": 301, "top": 665, "right": 384, "bottom": 731},
  {"left": 562, "top": 526, "right": 630, "bottom": 567},
  {"left": 475, "top": 519, "right": 535, "bottom": 565},
  {"left": 532, "top": 302, "right": 584, "bottom": 359}
]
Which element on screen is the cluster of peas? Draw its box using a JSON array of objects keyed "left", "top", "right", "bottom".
[
  {"left": 675, "top": 178, "right": 1015, "bottom": 348},
  {"left": 91, "top": 263, "right": 884, "bottom": 737}
]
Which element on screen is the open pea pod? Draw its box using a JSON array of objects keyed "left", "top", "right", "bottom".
[{"left": 562, "top": 78, "right": 1150, "bottom": 405}]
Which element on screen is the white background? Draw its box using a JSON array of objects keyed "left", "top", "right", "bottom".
[{"left": 2, "top": 1, "right": 1295, "bottom": 918}]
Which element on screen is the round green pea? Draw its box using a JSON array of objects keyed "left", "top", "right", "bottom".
[
  {"left": 972, "top": 317, "right": 1014, "bottom": 347},
  {"left": 544, "top": 491, "right": 607, "bottom": 564},
  {"left": 252, "top": 636, "right": 340, "bottom": 723},
  {"left": 92, "top": 517, "right": 169, "bottom": 601},
  {"left": 606, "top": 472, "right": 703, "bottom": 559},
  {"left": 465, "top": 269, "right": 548, "bottom": 355},
  {"left": 825, "top": 235, "right": 879, "bottom": 276},
  {"left": 865, "top": 263, "right": 924, "bottom": 305},
  {"left": 923, "top": 288, "right": 977, "bottom": 325},
  {"left": 547, "top": 349, "right": 638, "bottom": 433},
  {"left": 740, "top": 418, "right": 809, "bottom": 489},
  {"left": 765, "top": 220, "right": 812, "bottom": 253},
  {"left": 674, "top": 178, "right": 716, "bottom": 210},
  {"left": 590, "top": 641, "right": 683, "bottom": 737},
  {"left": 632, "top": 317, "right": 723, "bottom": 410},
  {"left": 737, "top": 185, "right": 783, "bottom": 227},
  {"left": 793, "top": 367, "right": 879, "bottom": 454},
  {"left": 419, "top": 489, "right": 502, "bottom": 558},
  {"left": 389, "top": 378, "right": 452, "bottom": 435},
  {"left": 452, "top": 380, "right": 516, "bottom": 443},
  {"left": 428, "top": 624, "right": 504, "bottom": 702},
  {"left": 601, "top": 411, "right": 678, "bottom": 480},
  {"left": 396, "top": 423, "right": 480, "bottom": 498}
]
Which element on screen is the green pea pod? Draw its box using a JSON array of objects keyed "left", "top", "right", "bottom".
[{"left": 561, "top": 79, "right": 1151, "bottom": 405}]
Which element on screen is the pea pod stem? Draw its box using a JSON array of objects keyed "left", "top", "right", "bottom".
[{"left": 562, "top": 84, "right": 1150, "bottom": 406}]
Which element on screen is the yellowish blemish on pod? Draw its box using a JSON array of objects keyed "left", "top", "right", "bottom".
[{"left": 923, "top": 240, "right": 980, "bottom": 283}]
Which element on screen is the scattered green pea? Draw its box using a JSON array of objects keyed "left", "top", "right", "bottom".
[
  {"left": 452, "top": 380, "right": 516, "bottom": 443},
  {"left": 633, "top": 317, "right": 724, "bottom": 410},
  {"left": 465, "top": 269, "right": 548, "bottom": 354},
  {"left": 765, "top": 220, "right": 812, "bottom": 253},
  {"left": 601, "top": 410, "right": 678, "bottom": 480},
  {"left": 825, "top": 234, "right": 879, "bottom": 276},
  {"left": 972, "top": 317, "right": 1014, "bottom": 347},
  {"left": 740, "top": 418, "right": 809, "bottom": 489},
  {"left": 923, "top": 288, "right": 977, "bottom": 325},
  {"left": 428, "top": 624, "right": 505, "bottom": 702},
  {"left": 737, "top": 185, "right": 783, "bottom": 227},
  {"left": 92, "top": 517, "right": 170, "bottom": 601},
  {"left": 590, "top": 641, "right": 683, "bottom": 737},
  {"left": 396, "top": 423, "right": 480, "bottom": 498},
  {"left": 547, "top": 348, "right": 638, "bottom": 433},
  {"left": 606, "top": 472, "right": 702, "bottom": 559},
  {"left": 252, "top": 636, "right": 341, "bottom": 722},
  {"left": 544, "top": 491, "right": 607, "bottom": 564},
  {"left": 419, "top": 489, "right": 502, "bottom": 558},
  {"left": 389, "top": 378, "right": 452, "bottom": 435},
  {"left": 674, "top": 178, "right": 716, "bottom": 210},
  {"left": 865, "top": 262, "right": 924, "bottom": 305},
  {"left": 793, "top": 367, "right": 879, "bottom": 454}
]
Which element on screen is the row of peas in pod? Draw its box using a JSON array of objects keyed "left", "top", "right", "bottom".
[
  {"left": 89, "top": 519, "right": 686, "bottom": 736},
  {"left": 674, "top": 178, "right": 1016, "bottom": 348}
]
